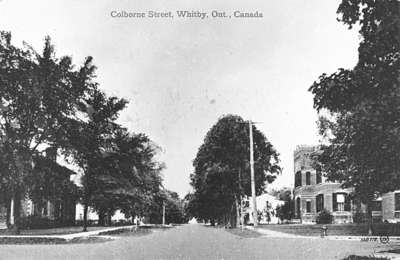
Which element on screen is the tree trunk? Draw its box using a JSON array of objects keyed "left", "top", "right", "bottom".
[
  {"left": 240, "top": 195, "right": 245, "bottom": 230},
  {"left": 107, "top": 210, "right": 112, "bottom": 226},
  {"left": 235, "top": 195, "right": 240, "bottom": 228},
  {"left": 83, "top": 203, "right": 88, "bottom": 232},
  {"left": 10, "top": 189, "right": 21, "bottom": 235},
  {"left": 98, "top": 210, "right": 105, "bottom": 226},
  {"left": 6, "top": 198, "right": 11, "bottom": 229},
  {"left": 210, "top": 219, "right": 215, "bottom": 226},
  {"left": 366, "top": 201, "right": 373, "bottom": 236}
]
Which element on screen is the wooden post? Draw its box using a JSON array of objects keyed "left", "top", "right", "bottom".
[
  {"left": 249, "top": 121, "right": 258, "bottom": 227},
  {"left": 162, "top": 201, "right": 166, "bottom": 225}
]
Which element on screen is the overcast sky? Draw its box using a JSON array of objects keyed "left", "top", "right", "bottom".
[{"left": 0, "top": 0, "right": 359, "bottom": 197}]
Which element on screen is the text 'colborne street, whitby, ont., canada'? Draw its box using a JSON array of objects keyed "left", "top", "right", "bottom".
[{"left": 110, "top": 10, "right": 264, "bottom": 19}]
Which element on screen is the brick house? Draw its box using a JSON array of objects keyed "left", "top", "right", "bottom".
[
  {"left": 293, "top": 145, "right": 354, "bottom": 224},
  {"left": 293, "top": 145, "right": 400, "bottom": 224}
]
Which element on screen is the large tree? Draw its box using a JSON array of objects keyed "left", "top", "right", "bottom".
[
  {"left": 309, "top": 0, "right": 400, "bottom": 234},
  {"left": 91, "top": 129, "right": 164, "bottom": 226},
  {"left": 148, "top": 190, "right": 187, "bottom": 224},
  {"left": 65, "top": 85, "right": 127, "bottom": 231},
  {"left": 188, "top": 115, "right": 281, "bottom": 227},
  {"left": 163, "top": 190, "right": 187, "bottom": 224},
  {"left": 0, "top": 32, "right": 92, "bottom": 233}
]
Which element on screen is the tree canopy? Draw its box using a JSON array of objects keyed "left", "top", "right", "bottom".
[
  {"left": 0, "top": 32, "right": 94, "bottom": 233},
  {"left": 308, "top": 0, "right": 400, "bottom": 231},
  {"left": 89, "top": 130, "right": 165, "bottom": 225},
  {"left": 0, "top": 31, "right": 168, "bottom": 232},
  {"left": 187, "top": 115, "right": 281, "bottom": 226}
]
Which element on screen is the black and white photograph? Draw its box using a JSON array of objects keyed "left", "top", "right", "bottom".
[{"left": 0, "top": 0, "right": 399, "bottom": 259}]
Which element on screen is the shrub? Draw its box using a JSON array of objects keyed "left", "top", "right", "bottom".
[
  {"left": 75, "top": 219, "right": 98, "bottom": 227},
  {"left": 21, "top": 216, "right": 77, "bottom": 229},
  {"left": 353, "top": 212, "right": 368, "bottom": 224},
  {"left": 20, "top": 216, "right": 54, "bottom": 229},
  {"left": 316, "top": 209, "right": 333, "bottom": 224}
]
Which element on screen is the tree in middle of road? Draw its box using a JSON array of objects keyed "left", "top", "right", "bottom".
[{"left": 188, "top": 115, "right": 281, "bottom": 227}]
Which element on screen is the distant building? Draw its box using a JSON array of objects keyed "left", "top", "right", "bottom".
[
  {"left": 245, "top": 193, "right": 285, "bottom": 225},
  {"left": 75, "top": 205, "right": 129, "bottom": 224},
  {"left": 293, "top": 145, "right": 400, "bottom": 224}
]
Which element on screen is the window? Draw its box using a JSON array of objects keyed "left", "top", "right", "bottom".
[
  {"left": 316, "top": 166, "right": 322, "bottom": 184},
  {"left": 395, "top": 193, "right": 400, "bottom": 211},
  {"left": 295, "top": 171, "right": 302, "bottom": 187},
  {"left": 316, "top": 194, "right": 324, "bottom": 212},
  {"left": 333, "top": 193, "right": 351, "bottom": 212},
  {"left": 296, "top": 197, "right": 301, "bottom": 218},
  {"left": 371, "top": 201, "right": 382, "bottom": 211},
  {"left": 306, "top": 201, "right": 311, "bottom": 213},
  {"left": 337, "top": 194, "right": 345, "bottom": 211},
  {"left": 306, "top": 172, "right": 311, "bottom": 185}
]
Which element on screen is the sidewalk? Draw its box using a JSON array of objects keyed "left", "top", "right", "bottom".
[
  {"left": 247, "top": 225, "right": 400, "bottom": 241},
  {"left": 246, "top": 226, "right": 319, "bottom": 239},
  {"left": 0, "top": 225, "right": 139, "bottom": 241}
]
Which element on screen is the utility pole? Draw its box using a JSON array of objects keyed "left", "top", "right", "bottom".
[
  {"left": 162, "top": 201, "right": 166, "bottom": 225},
  {"left": 249, "top": 121, "right": 258, "bottom": 227}
]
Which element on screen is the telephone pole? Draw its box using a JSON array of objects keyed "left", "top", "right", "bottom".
[
  {"left": 249, "top": 121, "right": 258, "bottom": 227},
  {"left": 162, "top": 201, "right": 166, "bottom": 225}
]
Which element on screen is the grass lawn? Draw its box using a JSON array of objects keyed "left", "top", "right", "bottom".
[
  {"left": 258, "top": 223, "right": 400, "bottom": 237},
  {"left": 0, "top": 226, "right": 115, "bottom": 236},
  {"left": 226, "top": 228, "right": 263, "bottom": 238},
  {"left": 0, "top": 236, "right": 112, "bottom": 244}
]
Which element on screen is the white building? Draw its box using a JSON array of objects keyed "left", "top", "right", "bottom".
[{"left": 245, "top": 193, "right": 285, "bottom": 225}]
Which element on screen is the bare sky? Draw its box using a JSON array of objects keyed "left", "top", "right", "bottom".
[{"left": 0, "top": 0, "right": 359, "bottom": 197}]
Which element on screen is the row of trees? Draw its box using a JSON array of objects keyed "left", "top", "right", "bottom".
[
  {"left": 309, "top": 0, "right": 399, "bottom": 233},
  {"left": 0, "top": 32, "right": 185, "bottom": 234},
  {"left": 185, "top": 115, "right": 281, "bottom": 227}
]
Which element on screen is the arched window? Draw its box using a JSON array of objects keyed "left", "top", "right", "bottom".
[
  {"left": 316, "top": 194, "right": 324, "bottom": 212},
  {"left": 306, "top": 201, "right": 311, "bottom": 213},
  {"left": 306, "top": 171, "right": 311, "bottom": 185},
  {"left": 316, "top": 166, "right": 322, "bottom": 184},
  {"left": 296, "top": 197, "right": 301, "bottom": 218},
  {"left": 295, "top": 171, "right": 302, "bottom": 187}
]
